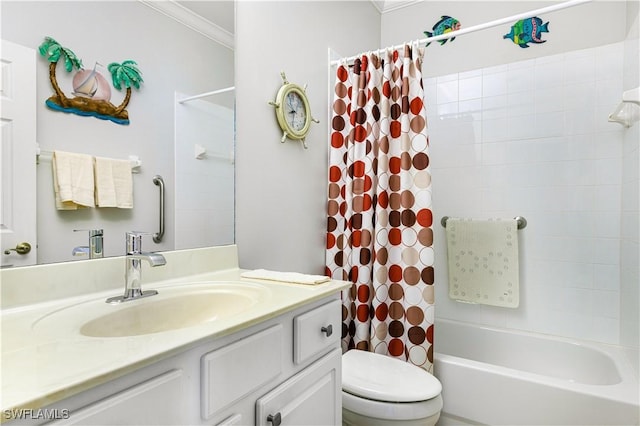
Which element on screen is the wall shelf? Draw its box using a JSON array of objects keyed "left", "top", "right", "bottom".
[{"left": 608, "top": 87, "right": 640, "bottom": 128}]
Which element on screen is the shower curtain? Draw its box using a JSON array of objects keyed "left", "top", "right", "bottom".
[{"left": 325, "top": 44, "right": 435, "bottom": 372}]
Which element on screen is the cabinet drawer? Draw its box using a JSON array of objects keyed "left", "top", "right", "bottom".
[
  {"left": 201, "top": 325, "right": 283, "bottom": 420},
  {"left": 46, "top": 370, "right": 184, "bottom": 425},
  {"left": 256, "top": 348, "right": 341, "bottom": 426},
  {"left": 293, "top": 300, "right": 341, "bottom": 365}
]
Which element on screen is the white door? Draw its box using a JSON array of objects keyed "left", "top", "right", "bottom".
[{"left": 1, "top": 39, "right": 37, "bottom": 267}]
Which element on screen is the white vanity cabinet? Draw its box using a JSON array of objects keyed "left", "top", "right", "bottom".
[
  {"left": 30, "top": 296, "right": 342, "bottom": 426},
  {"left": 44, "top": 370, "right": 187, "bottom": 425},
  {"left": 256, "top": 349, "right": 341, "bottom": 426}
]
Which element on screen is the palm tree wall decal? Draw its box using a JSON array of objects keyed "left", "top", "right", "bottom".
[
  {"left": 38, "top": 37, "right": 83, "bottom": 108},
  {"left": 108, "top": 60, "right": 143, "bottom": 115},
  {"left": 37, "top": 36, "right": 144, "bottom": 126}
]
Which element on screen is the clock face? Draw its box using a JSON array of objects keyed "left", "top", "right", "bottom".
[{"left": 284, "top": 90, "right": 307, "bottom": 132}]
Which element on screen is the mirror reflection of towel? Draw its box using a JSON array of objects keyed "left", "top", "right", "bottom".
[
  {"left": 52, "top": 150, "right": 95, "bottom": 210},
  {"left": 94, "top": 157, "right": 133, "bottom": 208}
]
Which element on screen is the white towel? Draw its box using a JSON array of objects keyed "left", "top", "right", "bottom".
[
  {"left": 52, "top": 150, "right": 95, "bottom": 210},
  {"left": 94, "top": 156, "right": 133, "bottom": 208},
  {"left": 446, "top": 218, "right": 520, "bottom": 308},
  {"left": 241, "top": 269, "right": 331, "bottom": 285}
]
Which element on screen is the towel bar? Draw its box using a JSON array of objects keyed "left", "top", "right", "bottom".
[
  {"left": 441, "top": 216, "right": 527, "bottom": 230},
  {"left": 36, "top": 146, "right": 142, "bottom": 171}
]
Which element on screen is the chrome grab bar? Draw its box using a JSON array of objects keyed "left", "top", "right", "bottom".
[
  {"left": 441, "top": 216, "right": 527, "bottom": 230},
  {"left": 152, "top": 175, "right": 165, "bottom": 243}
]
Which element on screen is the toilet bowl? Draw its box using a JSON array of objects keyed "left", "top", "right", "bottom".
[{"left": 341, "top": 350, "right": 443, "bottom": 426}]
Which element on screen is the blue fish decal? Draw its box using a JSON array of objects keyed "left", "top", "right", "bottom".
[
  {"left": 424, "top": 16, "right": 461, "bottom": 46},
  {"left": 504, "top": 17, "right": 549, "bottom": 48}
]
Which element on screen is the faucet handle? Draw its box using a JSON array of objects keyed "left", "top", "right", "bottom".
[
  {"left": 126, "top": 231, "right": 153, "bottom": 240},
  {"left": 74, "top": 228, "right": 104, "bottom": 237},
  {"left": 125, "top": 231, "right": 153, "bottom": 254}
]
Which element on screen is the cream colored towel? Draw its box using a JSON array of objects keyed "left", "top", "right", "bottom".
[
  {"left": 241, "top": 269, "right": 331, "bottom": 285},
  {"left": 52, "top": 151, "right": 95, "bottom": 210},
  {"left": 94, "top": 156, "right": 133, "bottom": 208},
  {"left": 446, "top": 218, "right": 519, "bottom": 308}
]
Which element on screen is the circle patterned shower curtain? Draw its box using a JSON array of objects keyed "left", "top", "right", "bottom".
[{"left": 325, "top": 44, "right": 435, "bottom": 372}]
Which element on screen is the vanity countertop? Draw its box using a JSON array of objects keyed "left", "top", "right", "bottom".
[{"left": 0, "top": 246, "right": 349, "bottom": 418}]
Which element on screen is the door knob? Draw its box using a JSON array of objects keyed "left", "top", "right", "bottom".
[{"left": 4, "top": 242, "right": 31, "bottom": 255}]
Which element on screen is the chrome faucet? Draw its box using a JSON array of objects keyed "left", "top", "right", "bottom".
[
  {"left": 106, "top": 232, "right": 166, "bottom": 304},
  {"left": 72, "top": 229, "right": 104, "bottom": 259}
]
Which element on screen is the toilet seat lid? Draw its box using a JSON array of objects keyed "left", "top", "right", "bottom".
[{"left": 342, "top": 350, "right": 442, "bottom": 403}]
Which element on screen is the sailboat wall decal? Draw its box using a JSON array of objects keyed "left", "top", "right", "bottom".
[
  {"left": 38, "top": 36, "right": 143, "bottom": 126},
  {"left": 71, "top": 62, "right": 112, "bottom": 101}
]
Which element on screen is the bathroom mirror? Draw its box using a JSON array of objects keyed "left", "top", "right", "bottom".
[{"left": 0, "top": 0, "right": 235, "bottom": 266}]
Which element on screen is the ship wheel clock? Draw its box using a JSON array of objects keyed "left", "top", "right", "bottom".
[{"left": 269, "top": 71, "right": 319, "bottom": 149}]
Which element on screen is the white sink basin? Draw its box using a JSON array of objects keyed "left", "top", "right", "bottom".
[{"left": 32, "top": 282, "right": 270, "bottom": 338}]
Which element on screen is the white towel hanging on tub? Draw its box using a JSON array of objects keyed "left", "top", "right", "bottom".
[{"left": 446, "top": 218, "right": 519, "bottom": 308}]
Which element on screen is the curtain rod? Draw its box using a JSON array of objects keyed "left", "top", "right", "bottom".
[
  {"left": 330, "top": 0, "right": 592, "bottom": 66},
  {"left": 178, "top": 86, "right": 235, "bottom": 104}
]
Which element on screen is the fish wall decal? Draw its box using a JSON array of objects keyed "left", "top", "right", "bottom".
[
  {"left": 424, "top": 16, "right": 462, "bottom": 46},
  {"left": 504, "top": 17, "right": 550, "bottom": 48}
]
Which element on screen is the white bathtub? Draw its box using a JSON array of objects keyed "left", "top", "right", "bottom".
[{"left": 434, "top": 319, "right": 639, "bottom": 425}]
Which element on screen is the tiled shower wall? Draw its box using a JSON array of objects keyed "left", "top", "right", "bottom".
[
  {"left": 175, "top": 99, "right": 235, "bottom": 250},
  {"left": 427, "top": 42, "right": 629, "bottom": 345}
]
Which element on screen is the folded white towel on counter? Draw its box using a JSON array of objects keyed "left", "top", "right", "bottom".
[
  {"left": 446, "top": 218, "right": 520, "bottom": 308},
  {"left": 94, "top": 156, "right": 133, "bottom": 208},
  {"left": 241, "top": 269, "right": 331, "bottom": 285},
  {"left": 52, "top": 150, "right": 95, "bottom": 210}
]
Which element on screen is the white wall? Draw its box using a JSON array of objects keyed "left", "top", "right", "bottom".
[
  {"left": 381, "top": 1, "right": 628, "bottom": 77},
  {"left": 620, "top": 2, "right": 639, "bottom": 348},
  {"left": 381, "top": 1, "right": 638, "bottom": 346},
  {"left": 424, "top": 43, "right": 626, "bottom": 344},
  {"left": 235, "top": 1, "right": 637, "bottom": 345},
  {"left": 1, "top": 1, "right": 234, "bottom": 263},
  {"left": 235, "top": 1, "right": 381, "bottom": 273}
]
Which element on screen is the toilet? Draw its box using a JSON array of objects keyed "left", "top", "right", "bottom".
[{"left": 341, "top": 350, "right": 443, "bottom": 426}]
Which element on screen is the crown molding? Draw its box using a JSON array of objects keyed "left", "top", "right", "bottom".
[
  {"left": 138, "top": 0, "right": 234, "bottom": 50},
  {"left": 369, "top": 0, "right": 386, "bottom": 13},
  {"left": 373, "top": 0, "right": 424, "bottom": 14}
]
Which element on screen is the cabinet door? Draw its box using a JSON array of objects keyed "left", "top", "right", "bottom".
[
  {"left": 46, "top": 370, "right": 184, "bottom": 425},
  {"left": 256, "top": 349, "right": 341, "bottom": 426},
  {"left": 201, "top": 325, "right": 283, "bottom": 420}
]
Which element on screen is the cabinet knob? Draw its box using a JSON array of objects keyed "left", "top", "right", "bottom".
[
  {"left": 267, "top": 412, "right": 282, "bottom": 426},
  {"left": 321, "top": 324, "right": 333, "bottom": 337}
]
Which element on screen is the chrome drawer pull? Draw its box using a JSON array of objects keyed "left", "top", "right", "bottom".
[{"left": 321, "top": 325, "right": 333, "bottom": 337}]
